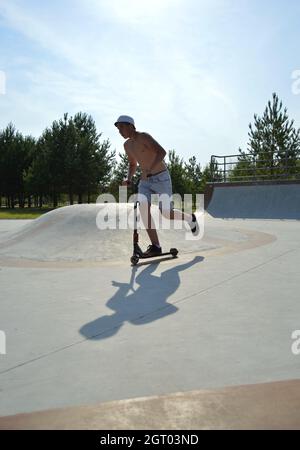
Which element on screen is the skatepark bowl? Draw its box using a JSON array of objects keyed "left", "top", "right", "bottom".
[{"left": 0, "top": 184, "right": 300, "bottom": 430}]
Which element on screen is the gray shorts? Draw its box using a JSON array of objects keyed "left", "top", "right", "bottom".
[{"left": 138, "top": 170, "right": 173, "bottom": 210}]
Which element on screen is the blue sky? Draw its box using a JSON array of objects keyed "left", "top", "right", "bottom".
[{"left": 0, "top": 0, "right": 300, "bottom": 166}]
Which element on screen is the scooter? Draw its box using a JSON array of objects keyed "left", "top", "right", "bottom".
[{"left": 130, "top": 201, "right": 178, "bottom": 266}]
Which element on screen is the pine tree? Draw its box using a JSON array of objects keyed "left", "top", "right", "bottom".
[
  {"left": 0, "top": 123, "right": 33, "bottom": 208},
  {"left": 245, "top": 93, "right": 300, "bottom": 180},
  {"left": 184, "top": 156, "right": 202, "bottom": 195},
  {"left": 71, "top": 112, "right": 115, "bottom": 202},
  {"left": 167, "top": 150, "right": 187, "bottom": 197}
]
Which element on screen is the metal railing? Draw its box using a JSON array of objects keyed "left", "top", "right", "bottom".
[{"left": 210, "top": 151, "right": 300, "bottom": 183}]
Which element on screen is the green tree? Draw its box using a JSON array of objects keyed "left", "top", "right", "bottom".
[
  {"left": 184, "top": 156, "right": 202, "bottom": 191},
  {"left": 71, "top": 112, "right": 115, "bottom": 203},
  {"left": 38, "top": 119, "right": 66, "bottom": 207},
  {"left": 167, "top": 150, "right": 188, "bottom": 197},
  {"left": 204, "top": 157, "right": 223, "bottom": 185},
  {"left": 25, "top": 137, "right": 49, "bottom": 208},
  {"left": 235, "top": 93, "right": 300, "bottom": 181},
  {"left": 228, "top": 149, "right": 256, "bottom": 182},
  {"left": 35, "top": 113, "right": 115, "bottom": 207},
  {"left": 20, "top": 135, "right": 37, "bottom": 207},
  {"left": 0, "top": 123, "right": 33, "bottom": 208}
]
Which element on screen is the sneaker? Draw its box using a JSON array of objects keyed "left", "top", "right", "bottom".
[
  {"left": 143, "top": 244, "right": 162, "bottom": 257},
  {"left": 189, "top": 213, "right": 199, "bottom": 235}
]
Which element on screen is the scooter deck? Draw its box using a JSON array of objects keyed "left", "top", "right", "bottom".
[
  {"left": 131, "top": 248, "right": 178, "bottom": 265},
  {"left": 139, "top": 250, "right": 178, "bottom": 259}
]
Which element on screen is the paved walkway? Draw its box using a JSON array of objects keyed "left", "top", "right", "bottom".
[{"left": 1, "top": 380, "right": 300, "bottom": 430}]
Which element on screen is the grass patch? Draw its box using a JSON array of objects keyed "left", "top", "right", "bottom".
[{"left": 0, "top": 208, "right": 55, "bottom": 220}]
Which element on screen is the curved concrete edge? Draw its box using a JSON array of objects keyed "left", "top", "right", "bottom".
[
  {"left": 205, "top": 182, "right": 300, "bottom": 220},
  {"left": 1, "top": 379, "right": 299, "bottom": 430}
]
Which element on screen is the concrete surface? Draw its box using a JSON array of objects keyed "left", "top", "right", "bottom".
[
  {"left": 1, "top": 379, "right": 299, "bottom": 430},
  {"left": 0, "top": 203, "right": 300, "bottom": 429}
]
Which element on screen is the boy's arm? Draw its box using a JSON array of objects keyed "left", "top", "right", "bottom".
[
  {"left": 141, "top": 133, "right": 166, "bottom": 175},
  {"left": 124, "top": 145, "right": 137, "bottom": 183}
]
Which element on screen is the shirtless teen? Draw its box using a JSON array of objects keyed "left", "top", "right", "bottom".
[{"left": 115, "top": 115, "right": 199, "bottom": 257}]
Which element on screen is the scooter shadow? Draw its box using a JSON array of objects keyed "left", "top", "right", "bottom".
[{"left": 80, "top": 255, "right": 204, "bottom": 341}]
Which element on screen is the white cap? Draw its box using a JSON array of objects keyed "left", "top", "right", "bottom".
[{"left": 114, "top": 115, "right": 135, "bottom": 127}]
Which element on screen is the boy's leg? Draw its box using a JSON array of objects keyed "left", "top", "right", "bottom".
[
  {"left": 139, "top": 200, "right": 160, "bottom": 247},
  {"left": 161, "top": 206, "right": 199, "bottom": 235},
  {"left": 163, "top": 208, "right": 193, "bottom": 222},
  {"left": 154, "top": 185, "right": 199, "bottom": 234},
  {"left": 157, "top": 192, "right": 193, "bottom": 223},
  {"left": 138, "top": 181, "right": 161, "bottom": 247},
  {"left": 150, "top": 171, "right": 192, "bottom": 223},
  {"left": 147, "top": 170, "right": 199, "bottom": 237}
]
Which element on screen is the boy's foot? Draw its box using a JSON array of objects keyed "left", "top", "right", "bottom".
[
  {"left": 143, "top": 244, "right": 162, "bottom": 257},
  {"left": 189, "top": 213, "right": 199, "bottom": 235}
]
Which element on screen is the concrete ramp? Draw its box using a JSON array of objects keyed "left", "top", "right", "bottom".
[
  {"left": 206, "top": 182, "right": 300, "bottom": 220},
  {"left": 0, "top": 204, "right": 278, "bottom": 267},
  {"left": 0, "top": 204, "right": 212, "bottom": 266},
  {"left": 0, "top": 204, "right": 134, "bottom": 263}
]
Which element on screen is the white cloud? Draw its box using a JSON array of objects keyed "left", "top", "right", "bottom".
[
  {"left": 0, "top": 0, "right": 240, "bottom": 164},
  {"left": 83, "top": 0, "right": 182, "bottom": 25}
]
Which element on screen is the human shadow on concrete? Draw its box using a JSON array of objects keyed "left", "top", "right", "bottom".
[{"left": 80, "top": 256, "right": 204, "bottom": 340}]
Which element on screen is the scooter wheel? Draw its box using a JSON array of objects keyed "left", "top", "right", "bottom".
[
  {"left": 131, "top": 255, "right": 139, "bottom": 265},
  {"left": 170, "top": 248, "right": 178, "bottom": 257}
]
